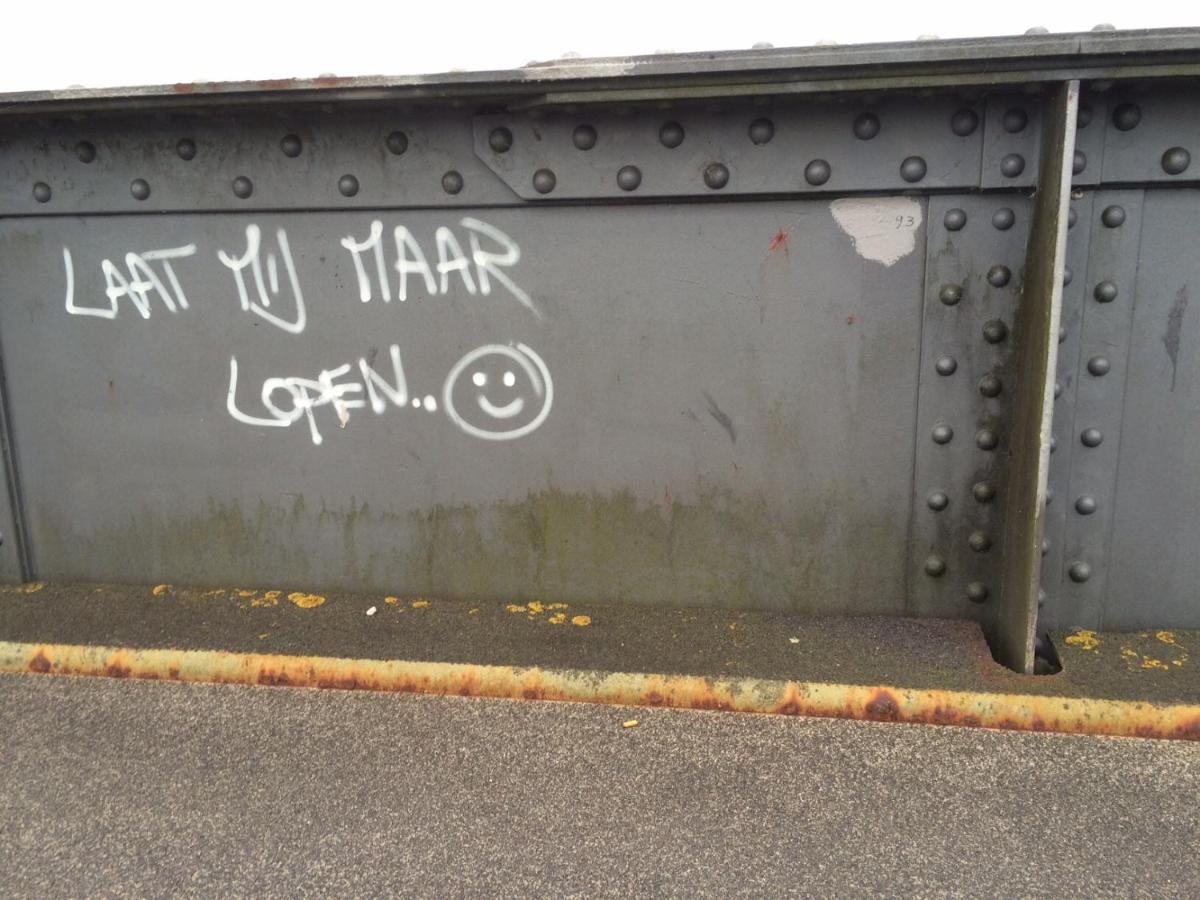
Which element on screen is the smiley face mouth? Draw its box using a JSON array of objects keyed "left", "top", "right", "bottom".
[{"left": 477, "top": 396, "right": 525, "bottom": 419}]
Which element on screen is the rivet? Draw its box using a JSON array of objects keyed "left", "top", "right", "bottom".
[
  {"left": 975, "top": 428, "right": 999, "bottom": 451},
  {"left": 935, "top": 356, "right": 958, "bottom": 376},
  {"left": 386, "top": 131, "right": 409, "bottom": 156},
  {"left": 1092, "top": 23, "right": 1116, "bottom": 31},
  {"left": 924, "top": 555, "right": 947, "bottom": 577},
  {"left": 1068, "top": 561, "right": 1092, "bottom": 583},
  {"left": 573, "top": 124, "right": 598, "bottom": 150},
  {"left": 337, "top": 174, "right": 359, "bottom": 197},
  {"left": 968, "top": 531, "right": 992, "bottom": 553},
  {"left": 1054, "top": 380, "right": 1063, "bottom": 398},
  {"left": 1081, "top": 427, "right": 1103, "bottom": 448},
  {"left": 1041, "top": 539, "right": 1050, "bottom": 556},
  {"left": 1059, "top": 326, "right": 1067, "bottom": 344},
  {"left": 616, "top": 166, "right": 642, "bottom": 191},
  {"left": 703, "top": 163, "right": 729, "bottom": 190},
  {"left": 1046, "top": 486, "right": 1055, "bottom": 505},
  {"left": 130, "top": 178, "right": 151, "bottom": 201},
  {"left": 1076, "top": 103, "right": 1093, "bottom": 128},
  {"left": 991, "top": 208, "right": 1015, "bottom": 230},
  {"left": 442, "top": 171, "right": 464, "bottom": 195},
  {"left": 931, "top": 423, "right": 954, "bottom": 444},
  {"left": 987, "top": 265, "right": 1011, "bottom": 287},
  {"left": 1087, "top": 355, "right": 1110, "bottom": 377},
  {"left": 900, "top": 156, "right": 927, "bottom": 183},
  {"left": 32, "top": 182, "right": 51, "bottom": 203},
  {"left": 982, "top": 319, "right": 1008, "bottom": 344},
  {"left": 1162, "top": 146, "right": 1191, "bottom": 175},
  {"left": 1101, "top": 205, "right": 1126, "bottom": 227},
  {"left": 488, "top": 127, "right": 513, "bottom": 153},
  {"left": 939, "top": 284, "right": 962, "bottom": 306},
  {"left": 748, "top": 117, "right": 775, "bottom": 145},
  {"left": 950, "top": 108, "right": 979, "bottom": 136},
  {"left": 1050, "top": 434, "right": 1058, "bottom": 452},
  {"left": 1026, "top": 25, "right": 1049, "bottom": 34},
  {"left": 927, "top": 491, "right": 949, "bottom": 511},
  {"left": 232, "top": 176, "right": 253, "bottom": 199},
  {"left": 533, "top": 169, "right": 557, "bottom": 194},
  {"left": 1072, "top": 150, "right": 1087, "bottom": 175},
  {"left": 1000, "top": 153, "right": 1026, "bottom": 178},
  {"left": 972, "top": 481, "right": 995, "bottom": 503},
  {"left": 979, "top": 374, "right": 1002, "bottom": 398},
  {"left": 943, "top": 208, "right": 967, "bottom": 231},
  {"left": 1075, "top": 495, "right": 1098, "bottom": 515},
  {"left": 1093, "top": 281, "right": 1118, "bottom": 303},
  {"left": 1038, "top": 587, "right": 1047, "bottom": 608},
  {"left": 853, "top": 113, "right": 880, "bottom": 140},
  {"left": 75, "top": 141, "right": 96, "bottom": 163},
  {"left": 1068, "top": 206, "right": 1078, "bottom": 228},
  {"left": 176, "top": 138, "right": 197, "bottom": 161},
  {"left": 280, "top": 134, "right": 302, "bottom": 158},
  {"left": 659, "top": 122, "right": 685, "bottom": 149},
  {"left": 804, "top": 159, "right": 831, "bottom": 186},
  {"left": 965, "top": 581, "right": 989, "bottom": 603},
  {"left": 1002, "top": 108, "right": 1028, "bottom": 132},
  {"left": 1062, "top": 265, "right": 1073, "bottom": 286},
  {"left": 1112, "top": 103, "right": 1141, "bottom": 131}
]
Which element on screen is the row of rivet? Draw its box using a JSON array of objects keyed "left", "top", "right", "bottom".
[
  {"left": 920, "top": 203, "right": 1021, "bottom": 605},
  {"left": 28, "top": 131, "right": 443, "bottom": 203}
]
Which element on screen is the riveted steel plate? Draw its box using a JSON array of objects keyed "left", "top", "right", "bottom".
[
  {"left": 908, "top": 194, "right": 1030, "bottom": 621},
  {"left": 1105, "top": 189, "right": 1200, "bottom": 628},
  {"left": 1040, "top": 191, "right": 1096, "bottom": 629},
  {"left": 1070, "top": 93, "right": 1108, "bottom": 187},
  {"left": 0, "top": 112, "right": 519, "bottom": 216},
  {"left": 473, "top": 96, "right": 986, "bottom": 200},
  {"left": 1053, "top": 190, "right": 1143, "bottom": 630},
  {"left": 0, "top": 200, "right": 925, "bottom": 611},
  {"left": 980, "top": 95, "right": 1042, "bottom": 189},
  {"left": 1101, "top": 88, "right": 1200, "bottom": 184}
]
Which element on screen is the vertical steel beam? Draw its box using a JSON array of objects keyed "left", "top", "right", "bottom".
[{"left": 996, "top": 81, "right": 1079, "bottom": 672}]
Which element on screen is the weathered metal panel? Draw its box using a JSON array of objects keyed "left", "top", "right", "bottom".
[
  {"left": 0, "top": 201, "right": 924, "bottom": 612},
  {"left": 1104, "top": 189, "right": 1200, "bottom": 628}
]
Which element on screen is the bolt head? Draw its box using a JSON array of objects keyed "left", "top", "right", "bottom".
[
  {"left": 853, "top": 113, "right": 881, "bottom": 140},
  {"left": 488, "top": 127, "right": 514, "bottom": 153},
  {"left": 924, "top": 555, "right": 947, "bottom": 577},
  {"left": 943, "top": 208, "right": 967, "bottom": 231},
  {"left": 900, "top": 156, "right": 927, "bottom": 183},
  {"left": 533, "top": 169, "right": 557, "bottom": 194},
  {"left": 703, "top": 163, "right": 730, "bottom": 190},
  {"left": 616, "top": 165, "right": 641, "bottom": 192},
  {"left": 966, "top": 582, "right": 989, "bottom": 603},
  {"left": 573, "top": 124, "right": 598, "bottom": 150}
]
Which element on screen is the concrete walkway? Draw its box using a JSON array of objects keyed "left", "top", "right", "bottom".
[{"left": 1, "top": 672, "right": 1197, "bottom": 897}]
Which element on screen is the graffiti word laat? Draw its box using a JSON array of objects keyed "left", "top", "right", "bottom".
[
  {"left": 62, "top": 217, "right": 537, "bottom": 335},
  {"left": 227, "top": 342, "right": 553, "bottom": 445}
]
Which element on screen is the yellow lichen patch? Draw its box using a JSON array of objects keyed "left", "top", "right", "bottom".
[
  {"left": 250, "top": 591, "right": 280, "bottom": 608},
  {"left": 527, "top": 601, "right": 545, "bottom": 614},
  {"left": 200, "top": 589, "right": 226, "bottom": 598},
  {"left": 384, "top": 596, "right": 400, "bottom": 605},
  {"left": 23, "top": 583, "right": 44, "bottom": 594},
  {"left": 287, "top": 592, "right": 326, "bottom": 609},
  {"left": 622, "top": 719, "right": 639, "bottom": 728},
  {"left": 548, "top": 613, "right": 566, "bottom": 625},
  {"left": 1121, "top": 647, "right": 1139, "bottom": 659},
  {"left": 506, "top": 604, "right": 527, "bottom": 613},
  {"left": 258, "top": 633, "right": 269, "bottom": 640},
  {"left": 1156, "top": 630, "right": 1179, "bottom": 646},
  {"left": 411, "top": 599, "right": 430, "bottom": 609},
  {"left": 548, "top": 603, "right": 569, "bottom": 610},
  {"left": 237, "top": 590, "right": 258, "bottom": 599},
  {"left": 468, "top": 608, "right": 480, "bottom": 615},
  {"left": 152, "top": 584, "right": 172, "bottom": 596},
  {"left": 571, "top": 615, "right": 591, "bottom": 627},
  {"left": 1142, "top": 658, "right": 1169, "bottom": 671},
  {"left": 1064, "top": 630, "right": 1100, "bottom": 652}
]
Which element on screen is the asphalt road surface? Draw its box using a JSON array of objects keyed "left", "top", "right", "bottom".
[{"left": 1, "top": 672, "right": 1197, "bottom": 897}]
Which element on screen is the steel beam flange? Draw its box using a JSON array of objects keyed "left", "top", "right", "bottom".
[
  {"left": 908, "top": 195, "right": 1030, "bottom": 623},
  {"left": 473, "top": 96, "right": 987, "bottom": 201}
]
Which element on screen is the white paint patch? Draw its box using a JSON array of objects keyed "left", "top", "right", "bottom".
[{"left": 830, "top": 197, "right": 923, "bottom": 267}]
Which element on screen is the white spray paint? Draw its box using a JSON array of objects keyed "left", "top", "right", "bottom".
[
  {"left": 442, "top": 343, "right": 553, "bottom": 441},
  {"left": 830, "top": 197, "right": 923, "bottom": 267},
  {"left": 217, "top": 225, "right": 307, "bottom": 334},
  {"left": 64, "top": 244, "right": 196, "bottom": 319}
]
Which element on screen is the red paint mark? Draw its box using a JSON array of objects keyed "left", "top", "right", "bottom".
[
  {"left": 768, "top": 230, "right": 789, "bottom": 254},
  {"left": 846, "top": 314, "right": 857, "bottom": 325},
  {"left": 172, "top": 83, "right": 197, "bottom": 94}
]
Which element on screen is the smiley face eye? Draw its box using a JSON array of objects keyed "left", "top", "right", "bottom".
[
  {"left": 503, "top": 371, "right": 516, "bottom": 387},
  {"left": 472, "top": 371, "right": 488, "bottom": 387}
]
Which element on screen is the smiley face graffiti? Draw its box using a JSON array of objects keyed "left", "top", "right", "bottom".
[{"left": 442, "top": 343, "right": 553, "bottom": 440}]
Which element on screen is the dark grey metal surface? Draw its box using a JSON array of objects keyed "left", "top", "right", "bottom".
[
  {"left": 4, "top": 31, "right": 1200, "bottom": 656},
  {"left": 0, "top": 202, "right": 924, "bottom": 614}
]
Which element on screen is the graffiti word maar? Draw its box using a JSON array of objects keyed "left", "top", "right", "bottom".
[{"left": 227, "top": 342, "right": 552, "bottom": 445}]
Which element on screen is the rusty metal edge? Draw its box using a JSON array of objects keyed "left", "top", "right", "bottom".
[{"left": 2, "top": 640, "right": 1197, "bottom": 741}]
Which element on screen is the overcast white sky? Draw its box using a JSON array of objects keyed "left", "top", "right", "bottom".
[{"left": 2, "top": 1, "right": 1192, "bottom": 93}]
